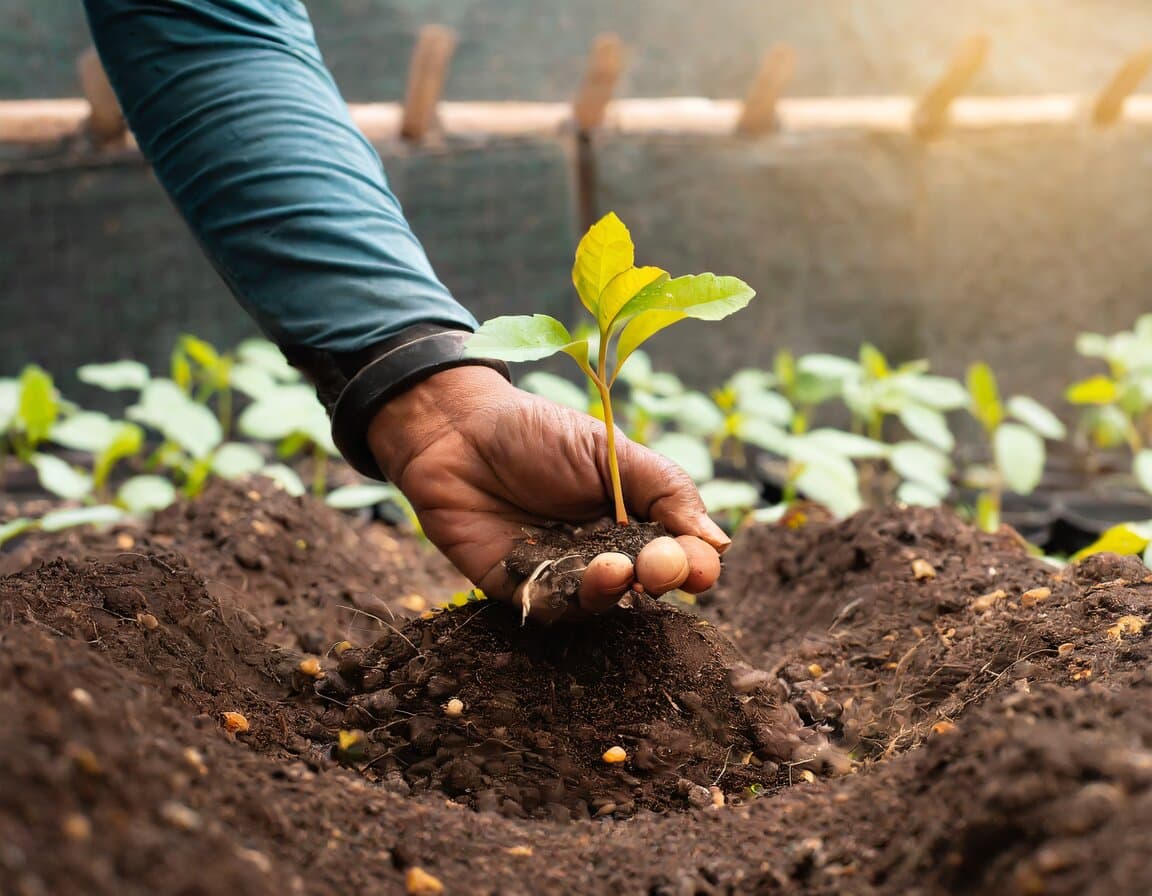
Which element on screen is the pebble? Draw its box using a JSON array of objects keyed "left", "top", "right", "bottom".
[
  {"left": 405, "top": 867, "right": 444, "bottom": 895},
  {"left": 159, "top": 801, "right": 201, "bottom": 831}
]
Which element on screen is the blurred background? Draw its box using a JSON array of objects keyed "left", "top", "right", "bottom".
[{"left": 2, "top": 0, "right": 1152, "bottom": 407}]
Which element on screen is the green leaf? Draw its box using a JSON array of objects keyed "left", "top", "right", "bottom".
[
  {"left": 465, "top": 315, "right": 585, "bottom": 364},
  {"left": 170, "top": 351, "right": 193, "bottom": 392},
  {"left": 1134, "top": 450, "right": 1152, "bottom": 496},
  {"left": 859, "top": 343, "right": 890, "bottom": 379},
  {"left": 795, "top": 354, "right": 860, "bottom": 381},
  {"left": 40, "top": 505, "right": 125, "bottom": 533},
  {"left": 901, "top": 375, "right": 969, "bottom": 410},
  {"left": 31, "top": 454, "right": 93, "bottom": 500},
  {"left": 520, "top": 372, "right": 590, "bottom": 412},
  {"left": 128, "top": 380, "right": 222, "bottom": 459},
  {"left": 790, "top": 443, "right": 862, "bottom": 518},
  {"left": 211, "top": 442, "right": 266, "bottom": 479},
  {"left": 236, "top": 384, "right": 325, "bottom": 441},
  {"left": 17, "top": 365, "right": 59, "bottom": 447},
  {"left": 50, "top": 412, "right": 117, "bottom": 454},
  {"left": 572, "top": 212, "right": 635, "bottom": 318},
  {"left": 325, "top": 483, "right": 402, "bottom": 510},
  {"left": 260, "top": 464, "right": 306, "bottom": 497},
  {"left": 1072, "top": 524, "right": 1151, "bottom": 562},
  {"left": 897, "top": 481, "right": 946, "bottom": 507},
  {"left": 736, "top": 418, "right": 791, "bottom": 455},
  {"left": 77, "top": 360, "right": 151, "bottom": 392},
  {"left": 1006, "top": 395, "right": 1066, "bottom": 440},
  {"left": 236, "top": 339, "right": 301, "bottom": 383},
  {"left": 117, "top": 475, "right": 177, "bottom": 514},
  {"left": 898, "top": 404, "right": 954, "bottom": 452},
  {"left": 93, "top": 423, "right": 144, "bottom": 489},
  {"left": 994, "top": 422, "right": 1046, "bottom": 495},
  {"left": 179, "top": 334, "right": 222, "bottom": 370},
  {"left": 598, "top": 266, "right": 667, "bottom": 330},
  {"left": 774, "top": 350, "right": 797, "bottom": 390},
  {"left": 0, "top": 517, "right": 36, "bottom": 546},
  {"left": 1075, "top": 332, "right": 1110, "bottom": 359},
  {"left": 890, "top": 441, "right": 952, "bottom": 496},
  {"left": 1066, "top": 375, "right": 1120, "bottom": 406},
  {"left": 802, "top": 429, "right": 890, "bottom": 459},
  {"left": 966, "top": 362, "right": 1003, "bottom": 431},
  {"left": 735, "top": 388, "right": 793, "bottom": 428},
  {"left": 674, "top": 392, "right": 726, "bottom": 439},
  {"left": 697, "top": 479, "right": 760, "bottom": 514},
  {"left": 229, "top": 363, "right": 277, "bottom": 399},
  {"left": 649, "top": 433, "right": 714, "bottom": 483}
]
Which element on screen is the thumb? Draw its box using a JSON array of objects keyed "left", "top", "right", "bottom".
[{"left": 615, "top": 436, "right": 732, "bottom": 553}]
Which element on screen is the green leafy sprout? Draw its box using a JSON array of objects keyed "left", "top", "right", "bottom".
[
  {"left": 964, "top": 362, "right": 1066, "bottom": 533},
  {"left": 465, "top": 212, "right": 755, "bottom": 526}
]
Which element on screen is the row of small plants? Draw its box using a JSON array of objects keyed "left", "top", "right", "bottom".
[
  {"left": 512, "top": 312, "right": 1152, "bottom": 563},
  {"left": 4, "top": 210, "right": 1152, "bottom": 568},
  {"left": 0, "top": 335, "right": 410, "bottom": 546}
]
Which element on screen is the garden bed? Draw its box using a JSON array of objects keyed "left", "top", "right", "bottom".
[{"left": 3, "top": 481, "right": 1152, "bottom": 894}]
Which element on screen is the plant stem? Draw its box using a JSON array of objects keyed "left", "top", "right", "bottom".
[
  {"left": 218, "top": 387, "right": 233, "bottom": 438},
  {"left": 597, "top": 337, "right": 628, "bottom": 526},
  {"left": 312, "top": 443, "right": 328, "bottom": 498}
]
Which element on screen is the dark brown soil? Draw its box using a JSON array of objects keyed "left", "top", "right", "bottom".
[{"left": 5, "top": 488, "right": 1152, "bottom": 894}]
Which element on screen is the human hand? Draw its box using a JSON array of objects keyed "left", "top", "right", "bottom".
[{"left": 366, "top": 366, "right": 731, "bottom": 620}]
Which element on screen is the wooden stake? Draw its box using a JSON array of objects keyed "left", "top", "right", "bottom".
[
  {"left": 1092, "top": 45, "right": 1152, "bottom": 127},
  {"left": 76, "top": 46, "right": 127, "bottom": 145},
  {"left": 573, "top": 34, "right": 625, "bottom": 132},
  {"left": 400, "top": 25, "right": 458, "bottom": 142},
  {"left": 911, "top": 34, "right": 990, "bottom": 140},
  {"left": 735, "top": 45, "right": 796, "bottom": 137}
]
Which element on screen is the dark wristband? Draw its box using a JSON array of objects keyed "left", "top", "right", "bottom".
[{"left": 330, "top": 329, "right": 510, "bottom": 480}]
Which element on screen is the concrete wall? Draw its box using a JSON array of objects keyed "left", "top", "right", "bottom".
[{"left": 5, "top": 122, "right": 1152, "bottom": 411}]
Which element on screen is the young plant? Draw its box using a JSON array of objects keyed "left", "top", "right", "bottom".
[
  {"left": 465, "top": 212, "right": 755, "bottom": 526},
  {"left": 1066, "top": 315, "right": 1152, "bottom": 459},
  {"left": 237, "top": 383, "right": 338, "bottom": 497},
  {"left": 2, "top": 365, "right": 62, "bottom": 463},
  {"left": 964, "top": 362, "right": 1066, "bottom": 533}
]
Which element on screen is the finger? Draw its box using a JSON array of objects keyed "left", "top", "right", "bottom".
[
  {"left": 675, "top": 535, "right": 723, "bottom": 593},
  {"left": 634, "top": 536, "right": 690, "bottom": 596},
  {"left": 611, "top": 435, "right": 732, "bottom": 553},
  {"left": 578, "top": 552, "right": 635, "bottom": 613}
]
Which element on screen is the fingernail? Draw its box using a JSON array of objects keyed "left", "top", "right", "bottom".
[{"left": 699, "top": 515, "right": 731, "bottom": 552}]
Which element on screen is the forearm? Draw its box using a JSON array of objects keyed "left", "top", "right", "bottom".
[{"left": 82, "top": 0, "right": 476, "bottom": 355}]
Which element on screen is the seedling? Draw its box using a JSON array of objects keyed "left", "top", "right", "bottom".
[
  {"left": 1066, "top": 315, "right": 1152, "bottom": 459},
  {"left": 237, "top": 383, "right": 338, "bottom": 497},
  {"left": 964, "top": 362, "right": 1066, "bottom": 533},
  {"left": 465, "top": 212, "right": 755, "bottom": 525},
  {"left": 1, "top": 365, "right": 62, "bottom": 463}
]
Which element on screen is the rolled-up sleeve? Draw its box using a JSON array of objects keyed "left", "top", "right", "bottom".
[{"left": 83, "top": 0, "right": 477, "bottom": 353}]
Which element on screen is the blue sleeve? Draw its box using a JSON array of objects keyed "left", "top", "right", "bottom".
[{"left": 82, "top": 0, "right": 477, "bottom": 353}]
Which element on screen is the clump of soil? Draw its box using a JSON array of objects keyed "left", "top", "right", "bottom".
[
  {"left": 504, "top": 519, "right": 664, "bottom": 600},
  {"left": 299, "top": 598, "right": 840, "bottom": 818}
]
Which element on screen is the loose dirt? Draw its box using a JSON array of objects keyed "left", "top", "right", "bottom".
[{"left": 4, "top": 484, "right": 1152, "bottom": 894}]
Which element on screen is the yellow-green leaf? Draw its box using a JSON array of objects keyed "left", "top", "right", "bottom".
[
  {"left": 572, "top": 212, "right": 635, "bottom": 318},
  {"left": 613, "top": 310, "right": 685, "bottom": 381},
  {"left": 94, "top": 422, "right": 145, "bottom": 490},
  {"left": 966, "top": 362, "right": 1003, "bottom": 431},
  {"left": 598, "top": 266, "right": 667, "bottom": 330},
  {"left": 179, "top": 334, "right": 221, "bottom": 370},
  {"left": 614, "top": 273, "right": 756, "bottom": 323},
  {"left": 859, "top": 343, "right": 890, "bottom": 380},
  {"left": 1072, "top": 524, "right": 1151, "bottom": 562},
  {"left": 17, "top": 365, "right": 58, "bottom": 447},
  {"left": 1065, "top": 375, "right": 1120, "bottom": 406}
]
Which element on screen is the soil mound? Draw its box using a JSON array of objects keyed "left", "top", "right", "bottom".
[{"left": 298, "top": 599, "right": 841, "bottom": 818}]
